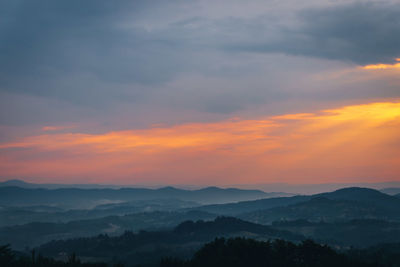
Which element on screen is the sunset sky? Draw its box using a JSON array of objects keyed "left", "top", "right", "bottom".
[{"left": 0, "top": 0, "right": 400, "bottom": 186}]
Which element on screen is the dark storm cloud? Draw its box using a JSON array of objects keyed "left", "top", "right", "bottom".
[
  {"left": 229, "top": 2, "right": 400, "bottom": 64},
  {"left": 0, "top": 0, "right": 190, "bottom": 103},
  {"left": 1, "top": 0, "right": 399, "bottom": 120}
]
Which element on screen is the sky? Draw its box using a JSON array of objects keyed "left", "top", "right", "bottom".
[{"left": 0, "top": 0, "right": 400, "bottom": 186}]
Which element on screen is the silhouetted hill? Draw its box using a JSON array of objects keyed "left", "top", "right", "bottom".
[
  {"left": 36, "top": 217, "right": 303, "bottom": 266},
  {"left": 0, "top": 199, "right": 199, "bottom": 227},
  {"left": 0, "top": 244, "right": 108, "bottom": 267},
  {"left": 5, "top": 216, "right": 400, "bottom": 265},
  {"left": 190, "top": 195, "right": 310, "bottom": 215},
  {"left": 192, "top": 187, "right": 400, "bottom": 218},
  {"left": 317, "top": 187, "right": 400, "bottom": 209},
  {"left": 380, "top": 187, "right": 400, "bottom": 195},
  {"left": 240, "top": 196, "right": 400, "bottom": 224},
  {"left": 0, "top": 185, "right": 283, "bottom": 208},
  {"left": 161, "top": 238, "right": 374, "bottom": 267},
  {"left": 348, "top": 242, "right": 400, "bottom": 266},
  {"left": 5, "top": 238, "right": 400, "bottom": 267},
  {"left": 0, "top": 179, "right": 123, "bottom": 189},
  {"left": 0, "top": 211, "right": 217, "bottom": 249},
  {"left": 173, "top": 217, "right": 300, "bottom": 240},
  {"left": 272, "top": 219, "right": 400, "bottom": 248},
  {"left": 0, "top": 180, "right": 36, "bottom": 188}
]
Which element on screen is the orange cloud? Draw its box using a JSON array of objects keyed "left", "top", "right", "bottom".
[
  {"left": 362, "top": 58, "right": 400, "bottom": 70},
  {"left": 42, "top": 125, "right": 76, "bottom": 132},
  {"left": 1, "top": 101, "right": 400, "bottom": 185}
]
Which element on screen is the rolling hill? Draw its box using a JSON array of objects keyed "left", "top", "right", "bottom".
[
  {"left": 0, "top": 185, "right": 287, "bottom": 209},
  {"left": 36, "top": 217, "right": 303, "bottom": 266},
  {"left": 192, "top": 187, "right": 400, "bottom": 219},
  {"left": 272, "top": 219, "right": 400, "bottom": 248},
  {"left": 0, "top": 198, "right": 199, "bottom": 227},
  {"left": 239, "top": 196, "right": 400, "bottom": 224},
  {"left": 0, "top": 210, "right": 217, "bottom": 250},
  {"left": 191, "top": 195, "right": 310, "bottom": 215},
  {"left": 380, "top": 188, "right": 400, "bottom": 195}
]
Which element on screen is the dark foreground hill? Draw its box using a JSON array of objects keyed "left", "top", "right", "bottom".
[
  {"left": 36, "top": 217, "right": 303, "bottom": 266},
  {"left": 4, "top": 239, "right": 400, "bottom": 267},
  {"left": 4, "top": 210, "right": 400, "bottom": 252},
  {"left": 161, "top": 238, "right": 375, "bottom": 267},
  {"left": 272, "top": 219, "right": 400, "bottom": 248},
  {"left": 0, "top": 211, "right": 217, "bottom": 250}
]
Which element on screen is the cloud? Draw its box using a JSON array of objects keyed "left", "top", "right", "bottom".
[
  {"left": 42, "top": 125, "right": 76, "bottom": 132},
  {"left": 2, "top": 1, "right": 399, "bottom": 98},
  {"left": 227, "top": 2, "right": 400, "bottom": 65},
  {"left": 0, "top": 0, "right": 194, "bottom": 104},
  {"left": 1, "top": 101, "right": 400, "bottom": 184},
  {"left": 1, "top": 0, "right": 400, "bottom": 126},
  {"left": 362, "top": 58, "right": 400, "bottom": 70}
]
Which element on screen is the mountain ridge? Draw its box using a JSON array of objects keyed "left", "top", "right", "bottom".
[
  {"left": 0, "top": 185, "right": 289, "bottom": 208},
  {"left": 192, "top": 187, "right": 400, "bottom": 216}
]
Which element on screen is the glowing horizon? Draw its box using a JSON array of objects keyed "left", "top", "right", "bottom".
[
  {"left": 2, "top": 0, "right": 400, "bottom": 187},
  {"left": 1, "top": 100, "right": 399, "bottom": 185},
  {"left": 362, "top": 58, "right": 400, "bottom": 70}
]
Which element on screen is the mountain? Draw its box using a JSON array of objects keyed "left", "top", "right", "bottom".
[
  {"left": 172, "top": 216, "right": 300, "bottom": 240},
  {"left": 190, "top": 195, "right": 310, "bottom": 215},
  {"left": 34, "top": 216, "right": 400, "bottom": 266},
  {"left": 231, "top": 182, "right": 400, "bottom": 195},
  {"left": 239, "top": 196, "right": 400, "bottom": 224},
  {"left": 380, "top": 188, "right": 400, "bottom": 195},
  {"left": 192, "top": 187, "right": 400, "bottom": 218},
  {"left": 0, "top": 210, "right": 217, "bottom": 250},
  {"left": 0, "top": 180, "right": 36, "bottom": 188},
  {"left": 272, "top": 219, "right": 400, "bottom": 248},
  {"left": 0, "top": 199, "right": 200, "bottom": 227},
  {"left": 317, "top": 187, "right": 400, "bottom": 208},
  {"left": 237, "top": 188, "right": 400, "bottom": 224},
  {"left": 36, "top": 217, "right": 303, "bottom": 266},
  {"left": 0, "top": 179, "right": 122, "bottom": 189},
  {"left": 0, "top": 185, "right": 284, "bottom": 209},
  {"left": 160, "top": 238, "right": 375, "bottom": 267}
]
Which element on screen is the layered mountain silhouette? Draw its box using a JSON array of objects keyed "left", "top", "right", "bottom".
[
  {"left": 380, "top": 187, "right": 400, "bottom": 195},
  {"left": 36, "top": 217, "right": 303, "bottom": 266},
  {"left": 0, "top": 184, "right": 287, "bottom": 208},
  {"left": 273, "top": 219, "right": 400, "bottom": 248},
  {"left": 2, "top": 185, "right": 400, "bottom": 261},
  {"left": 33, "top": 216, "right": 400, "bottom": 266},
  {"left": 0, "top": 211, "right": 217, "bottom": 249},
  {"left": 0, "top": 198, "right": 200, "bottom": 227},
  {"left": 193, "top": 188, "right": 400, "bottom": 221}
]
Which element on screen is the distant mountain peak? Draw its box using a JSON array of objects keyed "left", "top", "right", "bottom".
[
  {"left": 1, "top": 179, "right": 29, "bottom": 184},
  {"left": 199, "top": 186, "right": 221, "bottom": 191},
  {"left": 320, "top": 187, "right": 389, "bottom": 200},
  {"left": 158, "top": 186, "right": 180, "bottom": 191},
  {"left": 0, "top": 179, "right": 35, "bottom": 188},
  {"left": 332, "top": 187, "right": 380, "bottom": 193}
]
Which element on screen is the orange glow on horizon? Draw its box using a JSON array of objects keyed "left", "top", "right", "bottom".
[
  {"left": 1, "top": 101, "right": 400, "bottom": 185},
  {"left": 362, "top": 58, "right": 400, "bottom": 70}
]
